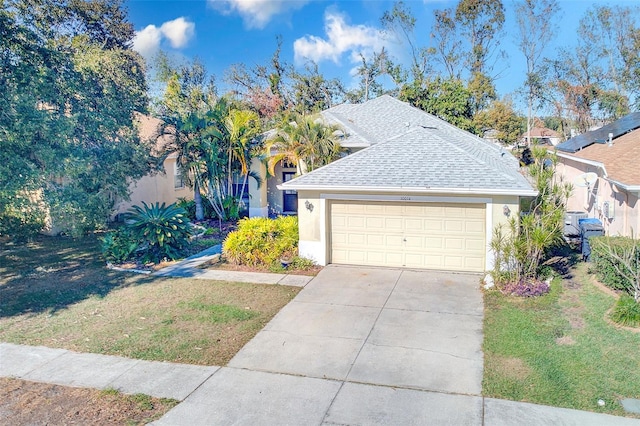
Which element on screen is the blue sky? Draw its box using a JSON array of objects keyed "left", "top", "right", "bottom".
[{"left": 126, "top": 0, "right": 632, "bottom": 108}]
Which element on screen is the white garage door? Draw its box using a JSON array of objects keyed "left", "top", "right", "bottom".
[{"left": 330, "top": 201, "right": 486, "bottom": 272}]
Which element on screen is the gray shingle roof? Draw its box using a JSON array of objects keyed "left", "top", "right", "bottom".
[{"left": 283, "top": 95, "right": 536, "bottom": 195}]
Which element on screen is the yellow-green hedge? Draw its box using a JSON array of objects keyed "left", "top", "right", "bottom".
[{"left": 222, "top": 216, "right": 298, "bottom": 266}]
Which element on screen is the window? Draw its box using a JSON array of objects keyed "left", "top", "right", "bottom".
[{"left": 174, "top": 163, "right": 185, "bottom": 189}]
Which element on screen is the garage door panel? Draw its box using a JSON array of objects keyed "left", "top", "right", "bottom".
[
  {"left": 425, "top": 237, "right": 443, "bottom": 249},
  {"left": 347, "top": 233, "right": 366, "bottom": 245},
  {"left": 330, "top": 201, "right": 486, "bottom": 272},
  {"left": 465, "top": 221, "right": 484, "bottom": 233},
  {"left": 404, "top": 218, "right": 423, "bottom": 229},
  {"left": 444, "top": 256, "right": 464, "bottom": 269},
  {"left": 366, "top": 234, "right": 385, "bottom": 246},
  {"left": 466, "top": 239, "right": 486, "bottom": 251},
  {"left": 366, "top": 217, "right": 384, "bottom": 228},
  {"left": 444, "top": 237, "right": 464, "bottom": 250},
  {"left": 445, "top": 220, "right": 464, "bottom": 232},
  {"left": 384, "top": 217, "right": 403, "bottom": 230}
]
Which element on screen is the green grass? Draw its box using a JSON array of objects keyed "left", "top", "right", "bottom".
[
  {"left": 0, "top": 234, "right": 300, "bottom": 365},
  {"left": 483, "top": 264, "right": 640, "bottom": 417}
]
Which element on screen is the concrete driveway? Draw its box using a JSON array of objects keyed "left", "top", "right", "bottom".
[
  {"left": 155, "top": 265, "right": 485, "bottom": 425},
  {"left": 230, "top": 265, "right": 484, "bottom": 394}
]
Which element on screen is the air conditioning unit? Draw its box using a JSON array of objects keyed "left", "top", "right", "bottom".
[{"left": 602, "top": 201, "right": 615, "bottom": 219}]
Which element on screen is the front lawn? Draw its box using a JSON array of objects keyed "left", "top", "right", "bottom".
[
  {"left": 0, "top": 235, "right": 300, "bottom": 365},
  {"left": 483, "top": 262, "right": 640, "bottom": 417}
]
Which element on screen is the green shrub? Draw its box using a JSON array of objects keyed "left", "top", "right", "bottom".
[
  {"left": 0, "top": 196, "right": 45, "bottom": 241},
  {"left": 125, "top": 202, "right": 193, "bottom": 263},
  {"left": 223, "top": 216, "right": 298, "bottom": 267},
  {"left": 590, "top": 236, "right": 640, "bottom": 293},
  {"left": 610, "top": 295, "right": 640, "bottom": 327},
  {"left": 100, "top": 228, "right": 138, "bottom": 263},
  {"left": 175, "top": 197, "right": 217, "bottom": 221},
  {"left": 290, "top": 256, "right": 315, "bottom": 269}
]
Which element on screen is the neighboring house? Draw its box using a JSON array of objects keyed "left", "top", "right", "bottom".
[
  {"left": 270, "top": 95, "right": 536, "bottom": 272},
  {"left": 521, "top": 127, "right": 562, "bottom": 146},
  {"left": 113, "top": 115, "right": 192, "bottom": 216},
  {"left": 555, "top": 112, "right": 640, "bottom": 238}
]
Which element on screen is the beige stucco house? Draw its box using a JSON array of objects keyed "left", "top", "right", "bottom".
[
  {"left": 555, "top": 113, "right": 640, "bottom": 237},
  {"left": 266, "top": 96, "right": 536, "bottom": 272}
]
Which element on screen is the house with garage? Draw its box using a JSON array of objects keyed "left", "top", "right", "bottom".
[
  {"left": 554, "top": 112, "right": 640, "bottom": 238},
  {"left": 265, "top": 95, "right": 536, "bottom": 272}
]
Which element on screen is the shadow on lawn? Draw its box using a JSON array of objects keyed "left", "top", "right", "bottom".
[
  {"left": 0, "top": 235, "right": 155, "bottom": 318},
  {"left": 544, "top": 243, "right": 581, "bottom": 280}
]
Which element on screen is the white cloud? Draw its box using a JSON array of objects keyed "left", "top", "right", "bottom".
[
  {"left": 294, "top": 11, "right": 387, "bottom": 65},
  {"left": 209, "top": 0, "right": 309, "bottom": 29},
  {"left": 132, "top": 24, "right": 162, "bottom": 59},
  {"left": 160, "top": 17, "right": 195, "bottom": 49},
  {"left": 132, "top": 17, "right": 195, "bottom": 60}
]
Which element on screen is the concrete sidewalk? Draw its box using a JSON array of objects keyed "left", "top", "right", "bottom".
[{"left": 1, "top": 343, "right": 638, "bottom": 425}]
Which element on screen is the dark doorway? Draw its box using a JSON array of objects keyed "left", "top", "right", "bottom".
[{"left": 282, "top": 172, "right": 298, "bottom": 213}]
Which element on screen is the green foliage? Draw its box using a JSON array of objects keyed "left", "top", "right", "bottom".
[
  {"left": 590, "top": 235, "right": 640, "bottom": 300},
  {"left": 474, "top": 98, "right": 525, "bottom": 145},
  {"left": 125, "top": 202, "right": 193, "bottom": 263},
  {"left": 290, "top": 256, "right": 315, "bottom": 269},
  {"left": 610, "top": 295, "right": 640, "bottom": 327},
  {"left": 490, "top": 148, "right": 571, "bottom": 287},
  {"left": 100, "top": 228, "right": 138, "bottom": 263},
  {"left": 400, "top": 77, "right": 475, "bottom": 132},
  {"left": 266, "top": 113, "right": 345, "bottom": 176},
  {"left": 0, "top": 1, "right": 152, "bottom": 240},
  {"left": 223, "top": 216, "right": 298, "bottom": 267},
  {"left": 0, "top": 194, "right": 46, "bottom": 241},
  {"left": 155, "top": 57, "right": 263, "bottom": 221},
  {"left": 175, "top": 197, "right": 216, "bottom": 221}
]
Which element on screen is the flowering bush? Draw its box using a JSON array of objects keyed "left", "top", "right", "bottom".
[{"left": 501, "top": 279, "right": 550, "bottom": 297}]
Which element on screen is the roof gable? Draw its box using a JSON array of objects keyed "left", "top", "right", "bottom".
[{"left": 283, "top": 96, "right": 535, "bottom": 196}]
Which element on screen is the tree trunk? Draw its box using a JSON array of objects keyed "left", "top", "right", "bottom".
[{"left": 194, "top": 180, "right": 204, "bottom": 221}]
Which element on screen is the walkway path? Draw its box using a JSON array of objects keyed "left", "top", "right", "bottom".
[{"left": 152, "top": 244, "right": 313, "bottom": 286}]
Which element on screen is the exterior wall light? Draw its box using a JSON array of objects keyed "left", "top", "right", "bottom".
[
  {"left": 503, "top": 205, "right": 511, "bottom": 217},
  {"left": 305, "top": 200, "right": 314, "bottom": 212}
]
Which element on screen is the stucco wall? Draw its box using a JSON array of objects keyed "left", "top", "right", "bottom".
[
  {"left": 556, "top": 157, "right": 638, "bottom": 237},
  {"left": 114, "top": 156, "right": 192, "bottom": 216}
]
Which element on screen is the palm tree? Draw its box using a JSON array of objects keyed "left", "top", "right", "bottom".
[
  {"left": 266, "top": 113, "right": 344, "bottom": 176},
  {"left": 224, "top": 109, "right": 261, "bottom": 208}
]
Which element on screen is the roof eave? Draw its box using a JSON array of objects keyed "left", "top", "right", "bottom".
[
  {"left": 554, "top": 151, "right": 610, "bottom": 178},
  {"left": 606, "top": 178, "right": 640, "bottom": 193},
  {"left": 278, "top": 184, "right": 538, "bottom": 197}
]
